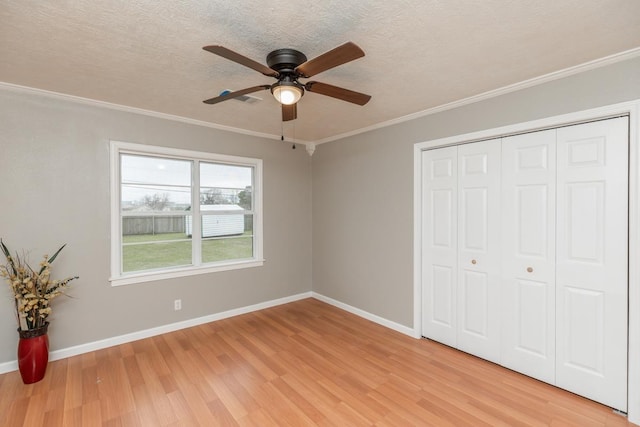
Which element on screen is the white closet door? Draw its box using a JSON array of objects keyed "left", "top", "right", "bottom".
[
  {"left": 421, "top": 147, "right": 458, "bottom": 347},
  {"left": 556, "top": 117, "right": 628, "bottom": 411},
  {"left": 457, "top": 139, "right": 501, "bottom": 362},
  {"left": 501, "top": 130, "right": 557, "bottom": 383}
]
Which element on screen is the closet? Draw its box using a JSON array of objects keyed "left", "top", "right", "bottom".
[{"left": 420, "top": 116, "right": 629, "bottom": 411}]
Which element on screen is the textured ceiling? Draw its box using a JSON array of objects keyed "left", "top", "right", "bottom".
[{"left": 1, "top": 1, "right": 640, "bottom": 143}]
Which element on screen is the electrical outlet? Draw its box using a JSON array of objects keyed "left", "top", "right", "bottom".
[{"left": 174, "top": 299, "right": 182, "bottom": 311}]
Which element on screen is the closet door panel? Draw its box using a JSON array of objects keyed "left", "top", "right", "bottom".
[
  {"left": 501, "top": 130, "right": 556, "bottom": 383},
  {"left": 556, "top": 117, "right": 628, "bottom": 411},
  {"left": 457, "top": 139, "right": 501, "bottom": 362},
  {"left": 461, "top": 270, "right": 489, "bottom": 336},
  {"left": 421, "top": 147, "right": 458, "bottom": 346}
]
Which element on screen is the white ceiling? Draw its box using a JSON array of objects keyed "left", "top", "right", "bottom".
[{"left": 1, "top": 1, "right": 640, "bottom": 143}]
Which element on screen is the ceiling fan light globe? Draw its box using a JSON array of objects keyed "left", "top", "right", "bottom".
[{"left": 272, "top": 85, "right": 303, "bottom": 105}]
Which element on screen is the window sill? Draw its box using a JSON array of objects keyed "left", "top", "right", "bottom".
[{"left": 109, "top": 259, "right": 265, "bottom": 287}]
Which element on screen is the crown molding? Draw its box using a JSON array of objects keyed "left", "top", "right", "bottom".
[
  {"left": 0, "top": 81, "right": 312, "bottom": 145},
  {"left": 314, "top": 47, "right": 640, "bottom": 145}
]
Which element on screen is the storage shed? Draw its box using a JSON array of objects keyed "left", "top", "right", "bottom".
[{"left": 185, "top": 204, "right": 245, "bottom": 237}]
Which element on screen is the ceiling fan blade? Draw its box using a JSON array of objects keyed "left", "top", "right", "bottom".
[
  {"left": 295, "top": 42, "right": 365, "bottom": 78},
  {"left": 203, "top": 85, "right": 271, "bottom": 105},
  {"left": 282, "top": 103, "right": 297, "bottom": 121},
  {"left": 203, "top": 45, "right": 279, "bottom": 78},
  {"left": 305, "top": 81, "right": 371, "bottom": 106}
]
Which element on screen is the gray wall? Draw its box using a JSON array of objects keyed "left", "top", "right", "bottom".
[
  {"left": 0, "top": 89, "right": 312, "bottom": 364},
  {"left": 2, "top": 55, "right": 639, "bottom": 365},
  {"left": 312, "top": 56, "right": 640, "bottom": 328}
]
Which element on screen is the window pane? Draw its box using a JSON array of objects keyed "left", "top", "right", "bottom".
[
  {"left": 121, "top": 154, "right": 192, "bottom": 273},
  {"left": 121, "top": 154, "right": 192, "bottom": 213},
  {"left": 200, "top": 162, "right": 253, "bottom": 210},
  {"left": 201, "top": 214, "right": 254, "bottom": 263},
  {"left": 199, "top": 163, "right": 254, "bottom": 264}
]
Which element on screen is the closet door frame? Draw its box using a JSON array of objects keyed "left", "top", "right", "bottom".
[{"left": 414, "top": 99, "right": 640, "bottom": 423}]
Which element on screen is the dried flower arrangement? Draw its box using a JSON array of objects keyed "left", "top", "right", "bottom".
[{"left": 1, "top": 240, "right": 78, "bottom": 331}]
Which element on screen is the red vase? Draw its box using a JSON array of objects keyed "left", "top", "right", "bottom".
[{"left": 17, "top": 323, "right": 49, "bottom": 384}]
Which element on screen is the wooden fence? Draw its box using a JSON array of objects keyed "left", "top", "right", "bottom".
[{"left": 122, "top": 216, "right": 186, "bottom": 235}]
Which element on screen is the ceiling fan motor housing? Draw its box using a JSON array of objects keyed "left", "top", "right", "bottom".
[{"left": 266, "top": 48, "right": 307, "bottom": 73}]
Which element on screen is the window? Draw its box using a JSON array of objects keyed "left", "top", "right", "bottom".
[{"left": 110, "top": 141, "right": 263, "bottom": 286}]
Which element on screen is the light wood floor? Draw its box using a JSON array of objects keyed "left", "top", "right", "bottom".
[{"left": 0, "top": 298, "right": 635, "bottom": 426}]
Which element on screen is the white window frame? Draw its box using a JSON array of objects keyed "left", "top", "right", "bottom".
[{"left": 109, "top": 141, "right": 263, "bottom": 286}]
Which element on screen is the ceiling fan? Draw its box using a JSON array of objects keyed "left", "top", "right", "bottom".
[{"left": 202, "top": 42, "right": 371, "bottom": 122}]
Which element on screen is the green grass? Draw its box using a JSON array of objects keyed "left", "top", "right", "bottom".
[
  {"left": 122, "top": 232, "right": 253, "bottom": 272},
  {"left": 123, "top": 232, "right": 187, "bottom": 243}
]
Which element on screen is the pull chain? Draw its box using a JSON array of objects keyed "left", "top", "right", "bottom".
[
  {"left": 280, "top": 117, "right": 296, "bottom": 149},
  {"left": 292, "top": 119, "right": 296, "bottom": 149}
]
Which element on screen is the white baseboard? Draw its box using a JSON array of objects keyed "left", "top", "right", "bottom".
[
  {"left": 0, "top": 291, "right": 418, "bottom": 375},
  {"left": 311, "top": 292, "right": 419, "bottom": 338},
  {"left": 0, "top": 291, "right": 312, "bottom": 375}
]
